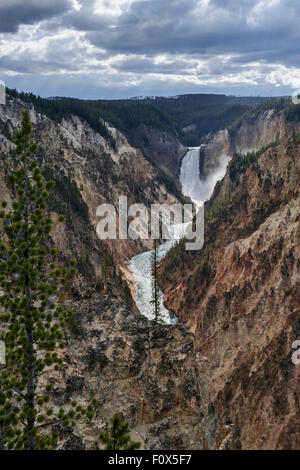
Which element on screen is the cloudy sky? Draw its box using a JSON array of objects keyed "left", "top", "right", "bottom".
[{"left": 0, "top": 0, "right": 299, "bottom": 98}]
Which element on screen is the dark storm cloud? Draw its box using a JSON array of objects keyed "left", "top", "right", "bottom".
[
  {"left": 81, "top": 0, "right": 300, "bottom": 67},
  {"left": 0, "top": 0, "right": 73, "bottom": 33},
  {"left": 1, "top": 0, "right": 300, "bottom": 98},
  {"left": 0, "top": 54, "right": 102, "bottom": 74}
]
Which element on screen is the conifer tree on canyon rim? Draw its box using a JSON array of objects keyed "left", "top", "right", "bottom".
[{"left": 0, "top": 110, "right": 96, "bottom": 450}]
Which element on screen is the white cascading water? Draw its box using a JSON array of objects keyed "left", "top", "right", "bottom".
[
  {"left": 129, "top": 146, "right": 230, "bottom": 324},
  {"left": 128, "top": 223, "right": 186, "bottom": 324},
  {"left": 179, "top": 146, "right": 231, "bottom": 207},
  {"left": 179, "top": 146, "right": 204, "bottom": 208}
]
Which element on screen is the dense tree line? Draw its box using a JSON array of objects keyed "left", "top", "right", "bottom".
[
  {"left": 7, "top": 88, "right": 275, "bottom": 148},
  {"left": 142, "top": 94, "right": 269, "bottom": 145},
  {"left": 6, "top": 88, "right": 176, "bottom": 147},
  {"left": 7, "top": 88, "right": 116, "bottom": 149}
]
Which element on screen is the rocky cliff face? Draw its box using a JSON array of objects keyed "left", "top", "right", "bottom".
[
  {"left": 43, "top": 292, "right": 217, "bottom": 450},
  {"left": 131, "top": 124, "right": 187, "bottom": 179},
  {"left": 201, "top": 107, "right": 298, "bottom": 179},
  {"left": 0, "top": 95, "right": 218, "bottom": 450},
  {"left": 161, "top": 132, "right": 300, "bottom": 449},
  {"left": 2, "top": 93, "right": 299, "bottom": 450}
]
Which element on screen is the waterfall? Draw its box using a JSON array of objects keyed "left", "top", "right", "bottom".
[
  {"left": 179, "top": 146, "right": 203, "bottom": 207},
  {"left": 179, "top": 146, "right": 231, "bottom": 207},
  {"left": 128, "top": 146, "right": 230, "bottom": 324}
]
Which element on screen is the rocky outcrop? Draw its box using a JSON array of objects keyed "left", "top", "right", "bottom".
[
  {"left": 201, "top": 108, "right": 299, "bottom": 179},
  {"left": 161, "top": 134, "right": 300, "bottom": 449},
  {"left": 44, "top": 293, "right": 217, "bottom": 450},
  {"left": 217, "top": 416, "right": 241, "bottom": 450}
]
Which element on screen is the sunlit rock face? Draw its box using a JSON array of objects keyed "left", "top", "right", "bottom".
[
  {"left": 200, "top": 107, "right": 298, "bottom": 180},
  {"left": 161, "top": 127, "right": 300, "bottom": 449}
]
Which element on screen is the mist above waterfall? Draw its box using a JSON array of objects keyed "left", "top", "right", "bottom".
[{"left": 179, "top": 147, "right": 230, "bottom": 207}]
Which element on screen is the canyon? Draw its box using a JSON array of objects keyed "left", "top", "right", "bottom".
[
  {"left": 0, "top": 92, "right": 299, "bottom": 449},
  {"left": 161, "top": 105, "right": 300, "bottom": 449},
  {"left": 0, "top": 93, "right": 217, "bottom": 449}
]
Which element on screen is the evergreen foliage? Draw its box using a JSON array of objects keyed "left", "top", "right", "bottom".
[
  {"left": 286, "top": 104, "right": 300, "bottom": 122},
  {"left": 7, "top": 88, "right": 274, "bottom": 147},
  {"left": 205, "top": 195, "right": 233, "bottom": 221},
  {"left": 6, "top": 88, "right": 175, "bottom": 147},
  {"left": 0, "top": 110, "right": 96, "bottom": 450},
  {"left": 292, "top": 132, "right": 300, "bottom": 145},
  {"left": 228, "top": 142, "right": 278, "bottom": 184},
  {"left": 98, "top": 413, "right": 141, "bottom": 450},
  {"left": 143, "top": 94, "right": 268, "bottom": 145}
]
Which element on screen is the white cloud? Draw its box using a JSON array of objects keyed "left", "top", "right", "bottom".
[
  {"left": 93, "top": 0, "right": 134, "bottom": 16},
  {"left": 0, "top": 0, "right": 299, "bottom": 97},
  {"left": 265, "top": 65, "right": 300, "bottom": 89}
]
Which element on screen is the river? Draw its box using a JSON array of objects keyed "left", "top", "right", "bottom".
[{"left": 128, "top": 146, "right": 229, "bottom": 324}]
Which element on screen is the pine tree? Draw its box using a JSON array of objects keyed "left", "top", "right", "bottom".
[
  {"left": 151, "top": 239, "right": 161, "bottom": 323},
  {"left": 99, "top": 413, "right": 141, "bottom": 450},
  {"left": 0, "top": 110, "right": 96, "bottom": 450}
]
